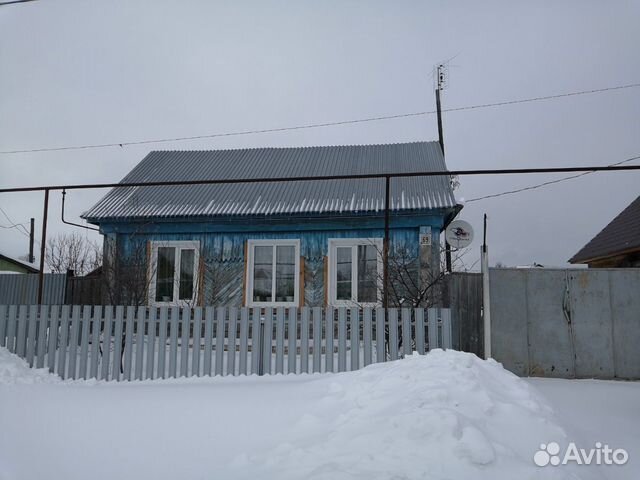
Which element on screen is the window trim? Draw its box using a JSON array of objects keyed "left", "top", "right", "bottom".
[
  {"left": 246, "top": 239, "right": 301, "bottom": 307},
  {"left": 148, "top": 240, "right": 200, "bottom": 307},
  {"left": 328, "top": 238, "right": 383, "bottom": 307}
]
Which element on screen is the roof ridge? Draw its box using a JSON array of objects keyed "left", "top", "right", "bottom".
[{"left": 148, "top": 140, "right": 439, "bottom": 154}]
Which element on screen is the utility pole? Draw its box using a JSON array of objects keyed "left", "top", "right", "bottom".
[
  {"left": 37, "top": 189, "right": 49, "bottom": 304},
  {"left": 435, "top": 63, "right": 452, "bottom": 273},
  {"left": 435, "top": 63, "right": 447, "bottom": 157}
]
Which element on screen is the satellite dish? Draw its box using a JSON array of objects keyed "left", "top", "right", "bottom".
[{"left": 445, "top": 220, "right": 474, "bottom": 249}]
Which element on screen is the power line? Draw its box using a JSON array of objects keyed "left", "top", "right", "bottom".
[
  {"left": 1, "top": 82, "right": 638, "bottom": 155},
  {"left": 0, "top": 206, "right": 30, "bottom": 236},
  {"left": 0, "top": 0, "right": 38, "bottom": 5},
  {"left": 466, "top": 155, "right": 640, "bottom": 203},
  {"left": 1, "top": 162, "right": 639, "bottom": 194}
]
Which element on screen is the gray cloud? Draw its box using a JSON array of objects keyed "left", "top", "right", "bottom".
[{"left": 1, "top": 0, "right": 639, "bottom": 269}]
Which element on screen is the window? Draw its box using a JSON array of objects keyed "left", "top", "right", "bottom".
[
  {"left": 149, "top": 241, "right": 200, "bottom": 306},
  {"left": 328, "top": 238, "right": 383, "bottom": 306},
  {"left": 246, "top": 239, "right": 300, "bottom": 306}
]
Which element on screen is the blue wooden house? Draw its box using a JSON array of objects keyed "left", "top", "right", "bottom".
[{"left": 82, "top": 141, "right": 461, "bottom": 307}]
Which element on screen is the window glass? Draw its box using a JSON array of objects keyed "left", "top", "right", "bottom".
[
  {"left": 275, "top": 245, "right": 296, "bottom": 302},
  {"left": 155, "top": 247, "right": 175, "bottom": 302},
  {"left": 336, "top": 246, "right": 352, "bottom": 300},
  {"left": 357, "top": 244, "right": 378, "bottom": 303},
  {"left": 253, "top": 246, "right": 273, "bottom": 302},
  {"left": 179, "top": 249, "right": 195, "bottom": 300}
]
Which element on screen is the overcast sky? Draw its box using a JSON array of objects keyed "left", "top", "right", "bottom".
[{"left": 1, "top": 0, "right": 639, "bottom": 270}]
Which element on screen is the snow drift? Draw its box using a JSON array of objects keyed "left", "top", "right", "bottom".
[{"left": 0, "top": 347, "right": 582, "bottom": 480}]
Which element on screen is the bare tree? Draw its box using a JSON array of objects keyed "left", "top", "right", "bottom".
[
  {"left": 46, "top": 232, "right": 102, "bottom": 275},
  {"left": 101, "top": 234, "right": 153, "bottom": 306}
]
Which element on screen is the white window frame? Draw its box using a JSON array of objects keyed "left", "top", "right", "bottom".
[
  {"left": 328, "top": 238, "right": 383, "bottom": 307},
  {"left": 148, "top": 240, "right": 200, "bottom": 307},
  {"left": 246, "top": 239, "right": 300, "bottom": 307}
]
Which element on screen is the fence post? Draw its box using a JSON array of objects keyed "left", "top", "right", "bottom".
[
  {"left": 258, "top": 318, "right": 265, "bottom": 376},
  {"left": 481, "top": 244, "right": 492, "bottom": 359}
]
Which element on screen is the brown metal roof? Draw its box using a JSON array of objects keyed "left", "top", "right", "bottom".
[{"left": 570, "top": 195, "right": 640, "bottom": 263}]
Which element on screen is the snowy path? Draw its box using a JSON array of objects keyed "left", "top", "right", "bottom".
[{"left": 528, "top": 377, "right": 640, "bottom": 480}]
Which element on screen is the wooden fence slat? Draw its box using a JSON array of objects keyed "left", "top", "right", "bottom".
[
  {"left": 215, "top": 307, "right": 226, "bottom": 376},
  {"left": 300, "top": 307, "right": 310, "bottom": 374},
  {"left": 5, "top": 304, "right": 452, "bottom": 381},
  {"left": 287, "top": 307, "right": 297, "bottom": 374},
  {"left": 135, "top": 305, "right": 146, "bottom": 380},
  {"left": 350, "top": 308, "right": 359, "bottom": 371},
  {"left": 123, "top": 306, "right": 136, "bottom": 381},
  {"left": 388, "top": 308, "right": 398, "bottom": 361},
  {"left": 442, "top": 308, "right": 452, "bottom": 349},
  {"left": 338, "top": 307, "right": 347, "bottom": 372},
  {"left": 275, "top": 307, "right": 284, "bottom": 374},
  {"left": 16, "top": 306, "right": 28, "bottom": 357},
  {"left": 57, "top": 305, "right": 71, "bottom": 378},
  {"left": 250, "top": 308, "right": 260, "bottom": 375},
  {"left": 227, "top": 307, "right": 238, "bottom": 376},
  {"left": 67, "top": 305, "right": 81, "bottom": 379},
  {"left": 47, "top": 305, "right": 60, "bottom": 373},
  {"left": 100, "top": 306, "right": 113, "bottom": 380},
  {"left": 168, "top": 307, "right": 179, "bottom": 378},
  {"left": 238, "top": 308, "right": 248, "bottom": 375},
  {"left": 262, "top": 307, "right": 273, "bottom": 375},
  {"left": 202, "top": 307, "right": 214, "bottom": 376},
  {"left": 35, "top": 305, "right": 49, "bottom": 367},
  {"left": 25, "top": 305, "right": 38, "bottom": 367},
  {"left": 325, "top": 307, "right": 334, "bottom": 373},
  {"left": 192, "top": 307, "right": 202, "bottom": 377},
  {"left": 145, "top": 307, "right": 157, "bottom": 380},
  {"left": 180, "top": 307, "right": 191, "bottom": 378},
  {"left": 363, "top": 307, "right": 372, "bottom": 367},
  {"left": 415, "top": 308, "right": 425, "bottom": 355},
  {"left": 79, "top": 306, "right": 92, "bottom": 379},
  {"left": 89, "top": 306, "right": 102, "bottom": 380},
  {"left": 312, "top": 307, "right": 322, "bottom": 373},
  {"left": 157, "top": 307, "right": 168, "bottom": 379},
  {"left": 5, "top": 305, "right": 17, "bottom": 352},
  {"left": 112, "top": 306, "right": 125, "bottom": 382},
  {"left": 428, "top": 308, "right": 438, "bottom": 349},
  {"left": 0, "top": 305, "right": 6, "bottom": 348},
  {"left": 375, "top": 307, "right": 385, "bottom": 363},
  {"left": 402, "top": 308, "right": 412, "bottom": 357}
]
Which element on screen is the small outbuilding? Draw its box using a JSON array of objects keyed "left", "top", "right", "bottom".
[{"left": 0, "top": 252, "right": 38, "bottom": 274}]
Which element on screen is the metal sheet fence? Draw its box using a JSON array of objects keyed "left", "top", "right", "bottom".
[
  {"left": 0, "top": 273, "right": 67, "bottom": 305},
  {"left": 0, "top": 305, "right": 451, "bottom": 381}
]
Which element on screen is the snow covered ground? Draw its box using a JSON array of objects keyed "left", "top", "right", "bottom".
[
  {"left": 528, "top": 377, "right": 640, "bottom": 480},
  {"left": 1, "top": 346, "right": 637, "bottom": 480}
]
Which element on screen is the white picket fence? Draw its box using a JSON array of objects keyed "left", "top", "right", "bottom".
[{"left": 0, "top": 305, "right": 451, "bottom": 381}]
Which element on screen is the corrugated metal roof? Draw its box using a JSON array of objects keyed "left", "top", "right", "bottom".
[
  {"left": 570, "top": 194, "right": 640, "bottom": 263},
  {"left": 83, "top": 141, "right": 457, "bottom": 222}
]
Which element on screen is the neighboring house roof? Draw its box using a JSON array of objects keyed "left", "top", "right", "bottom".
[
  {"left": 0, "top": 252, "right": 39, "bottom": 273},
  {"left": 570, "top": 195, "right": 640, "bottom": 263},
  {"left": 82, "top": 141, "right": 457, "bottom": 222}
]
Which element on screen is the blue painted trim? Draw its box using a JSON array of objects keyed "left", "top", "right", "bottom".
[{"left": 99, "top": 209, "right": 452, "bottom": 235}]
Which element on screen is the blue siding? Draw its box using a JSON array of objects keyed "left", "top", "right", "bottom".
[{"left": 108, "top": 216, "right": 444, "bottom": 307}]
